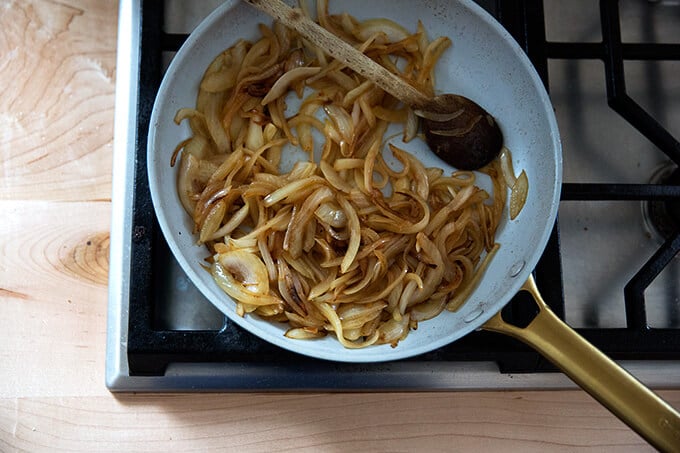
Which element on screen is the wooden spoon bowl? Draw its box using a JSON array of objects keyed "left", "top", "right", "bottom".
[{"left": 421, "top": 94, "right": 503, "bottom": 170}]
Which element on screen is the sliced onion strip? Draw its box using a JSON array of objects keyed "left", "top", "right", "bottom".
[
  {"left": 261, "top": 66, "right": 321, "bottom": 105},
  {"left": 170, "top": 8, "right": 520, "bottom": 351}
]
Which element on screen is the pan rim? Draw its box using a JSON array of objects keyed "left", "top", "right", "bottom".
[{"left": 147, "top": 0, "right": 562, "bottom": 363}]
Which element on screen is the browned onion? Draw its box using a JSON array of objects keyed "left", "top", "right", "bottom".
[{"left": 170, "top": 1, "right": 524, "bottom": 349}]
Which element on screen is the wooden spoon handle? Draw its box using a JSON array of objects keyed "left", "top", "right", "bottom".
[{"left": 243, "top": 0, "right": 432, "bottom": 109}]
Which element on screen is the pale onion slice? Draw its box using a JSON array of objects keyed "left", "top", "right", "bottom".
[
  {"left": 284, "top": 311, "right": 325, "bottom": 330},
  {"left": 377, "top": 312, "right": 411, "bottom": 346},
  {"left": 446, "top": 243, "right": 500, "bottom": 312},
  {"left": 410, "top": 295, "right": 447, "bottom": 322},
  {"left": 208, "top": 202, "right": 250, "bottom": 241},
  {"left": 284, "top": 186, "right": 334, "bottom": 258},
  {"left": 286, "top": 161, "right": 319, "bottom": 180},
  {"left": 202, "top": 91, "right": 231, "bottom": 153},
  {"left": 343, "top": 257, "right": 382, "bottom": 295},
  {"left": 200, "top": 61, "right": 239, "bottom": 93},
  {"left": 284, "top": 327, "right": 326, "bottom": 340},
  {"left": 336, "top": 195, "right": 361, "bottom": 273},
  {"left": 499, "top": 146, "right": 517, "bottom": 188},
  {"left": 176, "top": 152, "right": 200, "bottom": 214},
  {"left": 389, "top": 144, "right": 429, "bottom": 200},
  {"left": 212, "top": 254, "right": 282, "bottom": 309},
  {"left": 342, "top": 80, "right": 373, "bottom": 108},
  {"left": 173, "top": 107, "right": 204, "bottom": 125},
  {"left": 418, "top": 36, "right": 452, "bottom": 86},
  {"left": 245, "top": 119, "right": 264, "bottom": 151},
  {"left": 224, "top": 235, "right": 258, "bottom": 253},
  {"left": 258, "top": 234, "right": 277, "bottom": 283},
  {"left": 425, "top": 185, "right": 482, "bottom": 235},
  {"left": 237, "top": 38, "right": 272, "bottom": 81},
  {"left": 319, "top": 160, "right": 353, "bottom": 193},
  {"left": 337, "top": 302, "right": 387, "bottom": 330},
  {"left": 260, "top": 66, "right": 321, "bottom": 105},
  {"left": 354, "top": 18, "right": 411, "bottom": 43},
  {"left": 362, "top": 139, "right": 381, "bottom": 194},
  {"left": 366, "top": 191, "right": 430, "bottom": 235},
  {"left": 317, "top": 302, "right": 380, "bottom": 349},
  {"left": 397, "top": 233, "right": 444, "bottom": 313},
  {"left": 323, "top": 104, "right": 354, "bottom": 145},
  {"left": 403, "top": 108, "right": 418, "bottom": 143},
  {"left": 373, "top": 106, "right": 407, "bottom": 123},
  {"left": 308, "top": 267, "right": 337, "bottom": 300},
  {"left": 276, "top": 259, "right": 307, "bottom": 317},
  {"left": 358, "top": 94, "right": 376, "bottom": 128},
  {"left": 416, "top": 20, "right": 429, "bottom": 55},
  {"left": 217, "top": 250, "right": 269, "bottom": 294},
  {"left": 263, "top": 176, "right": 326, "bottom": 207},
  {"left": 198, "top": 200, "right": 226, "bottom": 244},
  {"left": 255, "top": 304, "right": 284, "bottom": 317},
  {"left": 412, "top": 107, "right": 464, "bottom": 122},
  {"left": 314, "top": 201, "right": 347, "bottom": 228},
  {"left": 509, "top": 170, "right": 528, "bottom": 220},
  {"left": 184, "top": 134, "right": 211, "bottom": 161},
  {"left": 207, "top": 148, "right": 245, "bottom": 185}
]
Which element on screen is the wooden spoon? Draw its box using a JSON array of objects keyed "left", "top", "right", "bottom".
[{"left": 243, "top": 0, "right": 503, "bottom": 170}]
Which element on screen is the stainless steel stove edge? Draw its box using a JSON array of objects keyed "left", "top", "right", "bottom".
[
  {"left": 109, "top": 360, "right": 680, "bottom": 392},
  {"left": 106, "top": 0, "right": 139, "bottom": 391},
  {"left": 106, "top": 0, "right": 680, "bottom": 393}
]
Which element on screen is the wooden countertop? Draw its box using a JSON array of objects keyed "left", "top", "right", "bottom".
[{"left": 1, "top": 1, "right": 678, "bottom": 451}]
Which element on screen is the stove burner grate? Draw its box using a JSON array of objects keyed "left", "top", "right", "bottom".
[
  {"left": 121, "top": 0, "right": 680, "bottom": 380},
  {"left": 645, "top": 163, "right": 680, "bottom": 242}
]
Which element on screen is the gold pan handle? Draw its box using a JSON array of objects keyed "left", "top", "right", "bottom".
[{"left": 483, "top": 275, "right": 680, "bottom": 452}]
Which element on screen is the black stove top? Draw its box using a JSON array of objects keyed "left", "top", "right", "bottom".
[{"left": 111, "top": 0, "right": 680, "bottom": 388}]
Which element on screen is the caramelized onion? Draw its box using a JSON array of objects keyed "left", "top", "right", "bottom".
[
  {"left": 212, "top": 252, "right": 282, "bottom": 308},
  {"left": 284, "top": 186, "right": 334, "bottom": 258},
  {"left": 354, "top": 18, "right": 411, "bottom": 43},
  {"left": 176, "top": 152, "right": 200, "bottom": 214},
  {"left": 510, "top": 169, "right": 528, "bottom": 220},
  {"left": 261, "top": 66, "right": 321, "bottom": 105},
  {"left": 314, "top": 201, "right": 347, "bottom": 228},
  {"left": 171, "top": 2, "right": 520, "bottom": 350}
]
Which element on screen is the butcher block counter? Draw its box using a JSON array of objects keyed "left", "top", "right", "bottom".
[{"left": 1, "top": 1, "right": 679, "bottom": 451}]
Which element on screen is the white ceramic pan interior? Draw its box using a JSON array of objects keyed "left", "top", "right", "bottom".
[{"left": 148, "top": 0, "right": 562, "bottom": 363}]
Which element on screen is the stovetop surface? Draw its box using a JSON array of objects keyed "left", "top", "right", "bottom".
[{"left": 106, "top": 0, "right": 680, "bottom": 391}]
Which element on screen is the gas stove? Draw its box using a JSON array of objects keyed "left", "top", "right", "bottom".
[{"left": 106, "top": 0, "right": 680, "bottom": 391}]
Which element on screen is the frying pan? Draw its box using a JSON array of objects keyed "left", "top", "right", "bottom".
[{"left": 147, "top": 1, "right": 680, "bottom": 449}]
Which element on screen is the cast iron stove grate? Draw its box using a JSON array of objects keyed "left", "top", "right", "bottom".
[{"left": 125, "top": 0, "right": 680, "bottom": 381}]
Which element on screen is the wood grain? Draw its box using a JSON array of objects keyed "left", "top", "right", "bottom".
[
  {"left": 0, "top": 1, "right": 679, "bottom": 452},
  {"left": 0, "top": 200, "right": 110, "bottom": 399},
  {"left": 2, "top": 392, "right": 675, "bottom": 452},
  {"left": 0, "top": 0, "right": 115, "bottom": 202}
]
